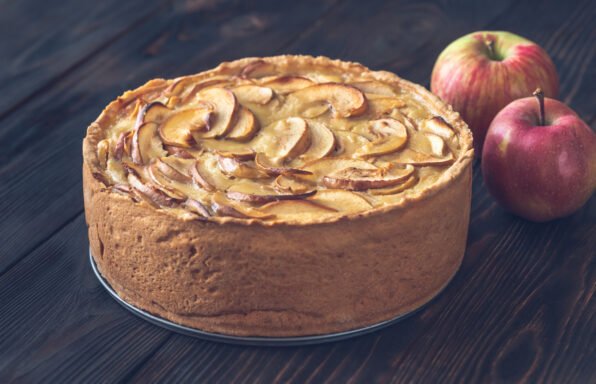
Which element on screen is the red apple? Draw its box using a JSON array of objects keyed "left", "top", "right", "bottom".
[
  {"left": 482, "top": 89, "right": 596, "bottom": 222},
  {"left": 431, "top": 31, "right": 559, "bottom": 155}
]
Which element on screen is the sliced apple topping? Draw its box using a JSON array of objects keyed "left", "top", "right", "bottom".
[
  {"left": 164, "top": 145, "right": 195, "bottom": 159},
  {"left": 259, "top": 200, "right": 336, "bottom": 218},
  {"left": 301, "top": 158, "right": 377, "bottom": 182},
  {"left": 226, "top": 107, "right": 260, "bottom": 142},
  {"left": 194, "top": 88, "right": 237, "bottom": 138},
  {"left": 159, "top": 106, "right": 212, "bottom": 147},
  {"left": 226, "top": 180, "right": 316, "bottom": 204},
  {"left": 333, "top": 131, "right": 371, "bottom": 157},
  {"left": 254, "top": 153, "right": 312, "bottom": 176},
  {"left": 351, "top": 81, "right": 397, "bottom": 97},
  {"left": 127, "top": 171, "right": 179, "bottom": 207},
  {"left": 232, "top": 85, "right": 273, "bottom": 105},
  {"left": 262, "top": 76, "right": 314, "bottom": 94},
  {"left": 211, "top": 147, "right": 255, "bottom": 161},
  {"left": 114, "top": 131, "right": 132, "bottom": 160},
  {"left": 97, "top": 139, "right": 110, "bottom": 168},
  {"left": 309, "top": 189, "right": 373, "bottom": 212},
  {"left": 139, "top": 101, "right": 171, "bottom": 124},
  {"left": 354, "top": 119, "right": 408, "bottom": 158},
  {"left": 217, "top": 155, "right": 269, "bottom": 179},
  {"left": 289, "top": 83, "right": 367, "bottom": 118},
  {"left": 252, "top": 117, "right": 311, "bottom": 162},
  {"left": 369, "top": 175, "right": 418, "bottom": 196},
  {"left": 211, "top": 191, "right": 274, "bottom": 219},
  {"left": 421, "top": 116, "right": 454, "bottom": 139},
  {"left": 393, "top": 148, "right": 454, "bottom": 166},
  {"left": 274, "top": 175, "right": 316, "bottom": 194},
  {"left": 147, "top": 161, "right": 187, "bottom": 200},
  {"left": 131, "top": 122, "right": 166, "bottom": 164},
  {"left": 183, "top": 198, "right": 211, "bottom": 218},
  {"left": 368, "top": 97, "right": 406, "bottom": 116},
  {"left": 294, "top": 121, "right": 335, "bottom": 163},
  {"left": 424, "top": 133, "right": 446, "bottom": 157},
  {"left": 323, "top": 164, "right": 414, "bottom": 191},
  {"left": 240, "top": 60, "right": 276, "bottom": 78},
  {"left": 155, "top": 157, "right": 192, "bottom": 183}
]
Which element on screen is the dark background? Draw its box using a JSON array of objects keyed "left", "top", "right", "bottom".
[{"left": 0, "top": 0, "right": 594, "bottom": 382}]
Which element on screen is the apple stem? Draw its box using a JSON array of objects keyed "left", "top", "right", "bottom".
[
  {"left": 533, "top": 88, "right": 545, "bottom": 126},
  {"left": 485, "top": 39, "right": 496, "bottom": 59}
]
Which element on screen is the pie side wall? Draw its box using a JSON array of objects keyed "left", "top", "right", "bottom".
[{"left": 83, "top": 161, "right": 471, "bottom": 337}]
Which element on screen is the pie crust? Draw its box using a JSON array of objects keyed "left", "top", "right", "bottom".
[{"left": 83, "top": 55, "right": 473, "bottom": 336}]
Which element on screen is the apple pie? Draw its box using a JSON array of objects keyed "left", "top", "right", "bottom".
[{"left": 83, "top": 55, "right": 473, "bottom": 337}]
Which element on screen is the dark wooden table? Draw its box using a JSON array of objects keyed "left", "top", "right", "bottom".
[{"left": 1, "top": 0, "right": 594, "bottom": 382}]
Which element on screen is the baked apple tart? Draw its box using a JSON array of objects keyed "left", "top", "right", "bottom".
[{"left": 83, "top": 55, "right": 473, "bottom": 337}]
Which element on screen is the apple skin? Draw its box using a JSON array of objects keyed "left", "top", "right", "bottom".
[
  {"left": 482, "top": 96, "right": 596, "bottom": 222},
  {"left": 431, "top": 31, "right": 559, "bottom": 155}
]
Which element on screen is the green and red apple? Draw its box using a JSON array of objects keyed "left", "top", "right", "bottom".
[
  {"left": 482, "top": 89, "right": 596, "bottom": 222},
  {"left": 431, "top": 31, "right": 559, "bottom": 155}
]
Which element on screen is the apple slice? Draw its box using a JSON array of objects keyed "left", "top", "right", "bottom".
[
  {"left": 301, "top": 157, "right": 377, "bottom": 181},
  {"left": 355, "top": 119, "right": 408, "bottom": 158},
  {"left": 232, "top": 85, "right": 273, "bottom": 105},
  {"left": 393, "top": 148, "right": 454, "bottom": 165},
  {"left": 226, "top": 107, "right": 260, "bottom": 142},
  {"left": 240, "top": 60, "right": 276, "bottom": 78},
  {"left": 254, "top": 153, "right": 312, "bottom": 176},
  {"left": 424, "top": 133, "right": 446, "bottom": 157},
  {"left": 309, "top": 189, "right": 372, "bottom": 212},
  {"left": 114, "top": 131, "right": 132, "bottom": 160},
  {"left": 184, "top": 198, "right": 211, "bottom": 218},
  {"left": 139, "top": 101, "right": 171, "bottom": 124},
  {"left": 262, "top": 76, "right": 314, "bottom": 94},
  {"left": 217, "top": 155, "right": 269, "bottom": 179},
  {"left": 226, "top": 181, "right": 316, "bottom": 204},
  {"left": 131, "top": 122, "right": 167, "bottom": 164},
  {"left": 211, "top": 191, "right": 274, "bottom": 219},
  {"left": 351, "top": 81, "right": 397, "bottom": 97},
  {"left": 421, "top": 116, "right": 455, "bottom": 139},
  {"left": 369, "top": 175, "right": 418, "bottom": 195},
  {"left": 367, "top": 97, "right": 406, "bottom": 116},
  {"left": 333, "top": 131, "right": 371, "bottom": 157},
  {"left": 211, "top": 147, "right": 255, "bottom": 161},
  {"left": 155, "top": 157, "right": 192, "bottom": 183},
  {"left": 127, "top": 171, "right": 178, "bottom": 207},
  {"left": 274, "top": 175, "right": 316, "bottom": 194},
  {"left": 164, "top": 145, "right": 195, "bottom": 159},
  {"left": 97, "top": 139, "right": 109, "bottom": 168},
  {"left": 259, "top": 200, "right": 337, "bottom": 218},
  {"left": 323, "top": 164, "right": 414, "bottom": 190},
  {"left": 159, "top": 106, "right": 213, "bottom": 147},
  {"left": 252, "top": 117, "right": 311, "bottom": 161},
  {"left": 147, "top": 161, "right": 187, "bottom": 200},
  {"left": 194, "top": 88, "right": 237, "bottom": 138},
  {"left": 293, "top": 121, "right": 335, "bottom": 164},
  {"left": 289, "top": 83, "right": 367, "bottom": 118}
]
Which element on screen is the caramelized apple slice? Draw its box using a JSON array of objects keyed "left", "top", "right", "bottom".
[
  {"left": 217, "top": 156, "right": 269, "bottom": 179},
  {"left": 127, "top": 172, "right": 178, "bottom": 207},
  {"left": 393, "top": 148, "right": 454, "bottom": 166},
  {"left": 232, "top": 85, "right": 273, "bottom": 105},
  {"left": 262, "top": 76, "right": 314, "bottom": 94},
  {"left": 211, "top": 191, "right": 274, "bottom": 219},
  {"left": 226, "top": 107, "right": 259, "bottom": 142},
  {"left": 97, "top": 139, "right": 109, "bottom": 168},
  {"left": 184, "top": 198, "right": 211, "bottom": 218},
  {"left": 240, "top": 60, "right": 276, "bottom": 78},
  {"left": 259, "top": 200, "right": 337, "bottom": 218},
  {"left": 367, "top": 97, "right": 406, "bottom": 116},
  {"left": 354, "top": 118, "right": 408, "bottom": 158},
  {"left": 254, "top": 153, "right": 312, "bottom": 176},
  {"left": 211, "top": 147, "right": 255, "bottom": 161},
  {"left": 289, "top": 83, "right": 367, "bottom": 118},
  {"left": 369, "top": 175, "right": 418, "bottom": 195},
  {"left": 421, "top": 116, "right": 454, "bottom": 139},
  {"left": 252, "top": 117, "right": 311, "bottom": 161},
  {"left": 147, "top": 161, "right": 187, "bottom": 200},
  {"left": 131, "top": 122, "right": 166, "bottom": 164},
  {"left": 309, "top": 189, "right": 372, "bottom": 212},
  {"left": 139, "top": 101, "right": 171, "bottom": 124},
  {"left": 226, "top": 181, "right": 316, "bottom": 204},
  {"left": 114, "top": 131, "right": 133, "bottom": 160},
  {"left": 160, "top": 107, "right": 212, "bottom": 147},
  {"left": 155, "top": 157, "right": 192, "bottom": 183},
  {"left": 424, "top": 133, "right": 446, "bottom": 157},
  {"left": 323, "top": 164, "right": 414, "bottom": 190},
  {"left": 192, "top": 160, "right": 218, "bottom": 191},
  {"left": 195, "top": 88, "right": 237, "bottom": 138},
  {"left": 301, "top": 158, "right": 377, "bottom": 181},
  {"left": 274, "top": 175, "right": 316, "bottom": 194},
  {"left": 351, "top": 81, "right": 397, "bottom": 97},
  {"left": 292, "top": 121, "right": 335, "bottom": 164}
]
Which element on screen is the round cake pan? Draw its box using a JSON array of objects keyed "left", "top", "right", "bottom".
[{"left": 90, "top": 248, "right": 430, "bottom": 346}]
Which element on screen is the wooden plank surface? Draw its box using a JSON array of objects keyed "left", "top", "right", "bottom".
[{"left": 0, "top": 0, "right": 594, "bottom": 382}]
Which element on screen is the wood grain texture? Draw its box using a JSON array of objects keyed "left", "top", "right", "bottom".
[{"left": 0, "top": 0, "right": 594, "bottom": 382}]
